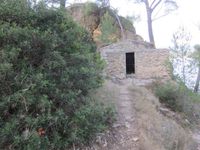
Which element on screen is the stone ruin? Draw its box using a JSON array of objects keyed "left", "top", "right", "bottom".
[{"left": 100, "top": 40, "right": 170, "bottom": 80}]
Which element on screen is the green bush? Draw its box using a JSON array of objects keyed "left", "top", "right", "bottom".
[
  {"left": 0, "top": 1, "right": 113, "bottom": 149},
  {"left": 83, "top": 2, "right": 99, "bottom": 16},
  {"left": 70, "top": 100, "right": 115, "bottom": 144},
  {"left": 98, "top": 11, "right": 118, "bottom": 44},
  {"left": 154, "top": 81, "right": 200, "bottom": 124},
  {"left": 154, "top": 82, "right": 180, "bottom": 111}
]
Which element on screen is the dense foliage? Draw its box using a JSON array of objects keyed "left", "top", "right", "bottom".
[{"left": 0, "top": 0, "right": 114, "bottom": 149}]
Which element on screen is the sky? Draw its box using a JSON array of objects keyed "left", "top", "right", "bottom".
[
  {"left": 109, "top": 0, "right": 200, "bottom": 48},
  {"left": 68, "top": 0, "right": 200, "bottom": 48}
]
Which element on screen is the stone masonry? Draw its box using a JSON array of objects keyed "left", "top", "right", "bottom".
[{"left": 100, "top": 40, "right": 170, "bottom": 80}]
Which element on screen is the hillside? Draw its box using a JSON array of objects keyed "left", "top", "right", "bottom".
[
  {"left": 65, "top": 3, "right": 200, "bottom": 149},
  {"left": 86, "top": 79, "right": 199, "bottom": 150}
]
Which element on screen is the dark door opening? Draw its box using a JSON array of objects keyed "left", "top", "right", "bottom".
[{"left": 126, "top": 52, "right": 135, "bottom": 74}]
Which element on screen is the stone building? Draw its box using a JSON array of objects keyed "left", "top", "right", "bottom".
[
  {"left": 67, "top": 3, "right": 170, "bottom": 80},
  {"left": 100, "top": 40, "right": 170, "bottom": 80}
]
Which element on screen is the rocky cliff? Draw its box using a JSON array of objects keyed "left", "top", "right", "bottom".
[{"left": 67, "top": 3, "right": 143, "bottom": 47}]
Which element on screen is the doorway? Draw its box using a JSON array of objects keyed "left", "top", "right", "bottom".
[{"left": 126, "top": 52, "right": 135, "bottom": 74}]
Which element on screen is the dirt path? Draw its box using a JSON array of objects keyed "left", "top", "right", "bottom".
[
  {"left": 87, "top": 79, "right": 140, "bottom": 150},
  {"left": 111, "top": 80, "right": 139, "bottom": 150}
]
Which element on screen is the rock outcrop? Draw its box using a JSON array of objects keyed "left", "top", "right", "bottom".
[{"left": 67, "top": 3, "right": 143, "bottom": 47}]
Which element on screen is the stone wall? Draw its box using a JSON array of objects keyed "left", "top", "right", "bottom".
[
  {"left": 100, "top": 40, "right": 170, "bottom": 80},
  {"left": 103, "top": 52, "right": 125, "bottom": 79},
  {"left": 135, "top": 49, "right": 170, "bottom": 79}
]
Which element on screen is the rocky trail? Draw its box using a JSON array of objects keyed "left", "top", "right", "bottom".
[
  {"left": 84, "top": 79, "right": 140, "bottom": 150},
  {"left": 110, "top": 80, "right": 140, "bottom": 150}
]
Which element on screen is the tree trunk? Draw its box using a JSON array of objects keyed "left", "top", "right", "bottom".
[
  {"left": 182, "top": 58, "right": 186, "bottom": 83},
  {"left": 112, "top": 12, "right": 125, "bottom": 40},
  {"left": 147, "top": 13, "right": 155, "bottom": 47},
  {"left": 145, "top": 1, "right": 155, "bottom": 47},
  {"left": 109, "top": 7, "right": 125, "bottom": 40},
  {"left": 194, "top": 66, "right": 200, "bottom": 93}
]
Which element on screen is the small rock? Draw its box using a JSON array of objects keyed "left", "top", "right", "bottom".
[
  {"left": 185, "top": 119, "right": 190, "bottom": 124},
  {"left": 125, "top": 122, "right": 130, "bottom": 128},
  {"left": 96, "top": 136, "right": 101, "bottom": 144},
  {"left": 113, "top": 123, "right": 121, "bottom": 128},
  {"left": 102, "top": 140, "right": 107, "bottom": 147},
  {"left": 159, "top": 107, "right": 170, "bottom": 116},
  {"left": 133, "top": 137, "right": 139, "bottom": 142}
]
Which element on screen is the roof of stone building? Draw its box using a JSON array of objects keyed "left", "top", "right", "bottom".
[{"left": 99, "top": 40, "right": 169, "bottom": 53}]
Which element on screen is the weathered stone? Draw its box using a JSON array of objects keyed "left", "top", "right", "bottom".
[
  {"left": 67, "top": 3, "right": 143, "bottom": 47},
  {"left": 100, "top": 40, "right": 170, "bottom": 80}
]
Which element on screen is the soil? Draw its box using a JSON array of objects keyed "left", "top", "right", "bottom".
[
  {"left": 108, "top": 79, "right": 140, "bottom": 150},
  {"left": 83, "top": 79, "right": 140, "bottom": 150},
  {"left": 193, "top": 130, "right": 200, "bottom": 150}
]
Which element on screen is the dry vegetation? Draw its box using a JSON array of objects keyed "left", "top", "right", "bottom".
[
  {"left": 89, "top": 79, "right": 198, "bottom": 150},
  {"left": 90, "top": 80, "right": 120, "bottom": 109},
  {"left": 129, "top": 85, "right": 197, "bottom": 150}
]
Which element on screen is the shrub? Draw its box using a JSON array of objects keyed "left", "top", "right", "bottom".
[
  {"left": 154, "top": 81, "right": 200, "bottom": 124},
  {"left": 98, "top": 11, "right": 118, "bottom": 44},
  {"left": 83, "top": 2, "right": 99, "bottom": 16},
  {"left": 70, "top": 100, "right": 115, "bottom": 144},
  {"left": 0, "top": 1, "right": 113, "bottom": 149},
  {"left": 154, "top": 82, "right": 180, "bottom": 111}
]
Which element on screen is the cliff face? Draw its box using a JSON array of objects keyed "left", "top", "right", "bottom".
[
  {"left": 67, "top": 3, "right": 100, "bottom": 34},
  {"left": 67, "top": 3, "right": 143, "bottom": 47}
]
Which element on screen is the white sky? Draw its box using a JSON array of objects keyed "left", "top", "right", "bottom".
[
  {"left": 69, "top": 0, "right": 200, "bottom": 48},
  {"left": 109, "top": 0, "right": 200, "bottom": 48}
]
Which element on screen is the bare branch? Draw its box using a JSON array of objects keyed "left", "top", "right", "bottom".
[
  {"left": 110, "top": 6, "right": 125, "bottom": 40},
  {"left": 151, "top": 0, "right": 162, "bottom": 11},
  {"left": 152, "top": 1, "right": 165, "bottom": 19},
  {"left": 152, "top": 12, "right": 169, "bottom": 21},
  {"left": 150, "top": 0, "right": 157, "bottom": 8},
  {"left": 133, "top": 0, "right": 178, "bottom": 46}
]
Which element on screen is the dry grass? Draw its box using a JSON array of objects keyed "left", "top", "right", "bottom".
[
  {"left": 89, "top": 80, "right": 121, "bottom": 109},
  {"left": 129, "top": 85, "right": 197, "bottom": 150}
]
